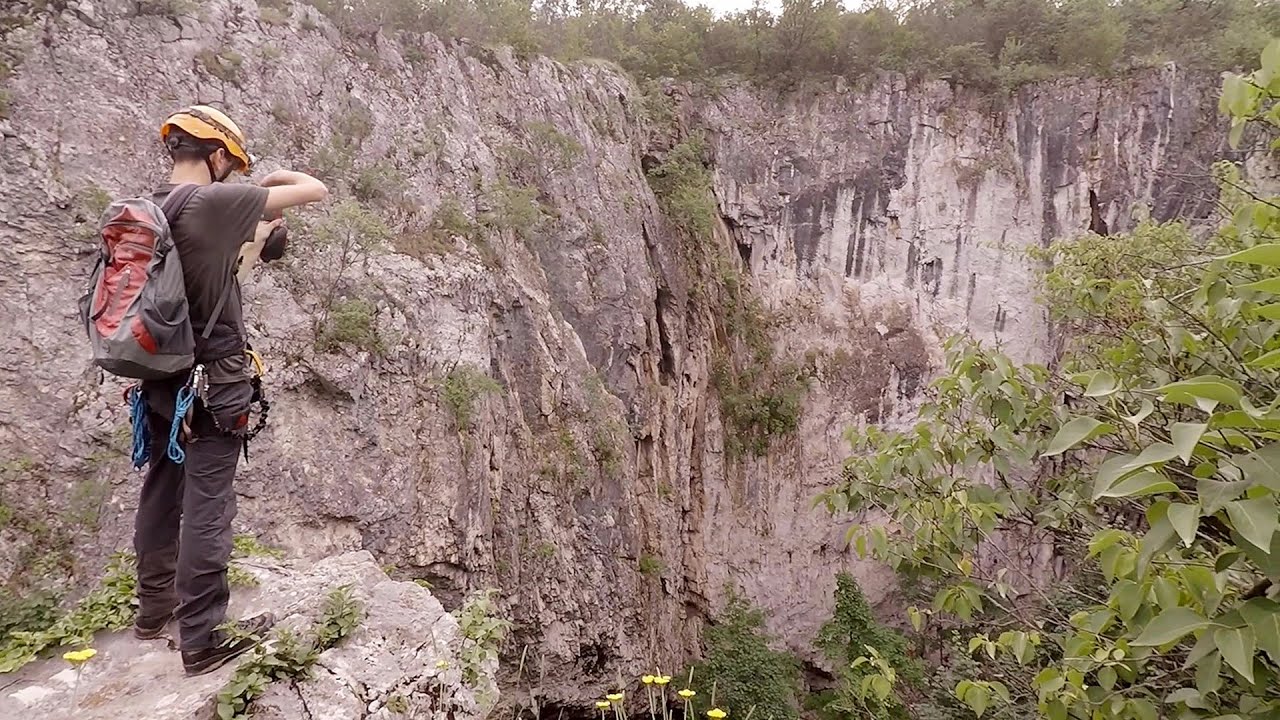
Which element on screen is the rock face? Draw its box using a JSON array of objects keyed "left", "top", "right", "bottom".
[
  {"left": 0, "top": 0, "right": 1229, "bottom": 706},
  {"left": 0, "top": 551, "right": 497, "bottom": 719}
]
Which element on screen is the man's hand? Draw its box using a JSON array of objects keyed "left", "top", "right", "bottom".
[
  {"left": 253, "top": 218, "right": 284, "bottom": 243},
  {"left": 237, "top": 219, "right": 284, "bottom": 283}
]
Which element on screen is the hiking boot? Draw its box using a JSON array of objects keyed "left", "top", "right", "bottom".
[
  {"left": 181, "top": 612, "right": 276, "bottom": 677},
  {"left": 133, "top": 610, "right": 174, "bottom": 640}
]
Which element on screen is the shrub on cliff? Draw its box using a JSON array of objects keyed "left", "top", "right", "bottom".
[{"left": 822, "top": 41, "right": 1280, "bottom": 720}]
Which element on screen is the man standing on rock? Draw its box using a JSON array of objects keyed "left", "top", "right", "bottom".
[{"left": 134, "top": 105, "right": 328, "bottom": 675}]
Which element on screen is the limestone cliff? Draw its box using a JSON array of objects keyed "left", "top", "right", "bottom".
[{"left": 0, "top": 0, "right": 1230, "bottom": 707}]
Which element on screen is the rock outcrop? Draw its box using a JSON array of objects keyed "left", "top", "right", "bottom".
[
  {"left": 0, "top": 551, "right": 497, "bottom": 719},
  {"left": 0, "top": 0, "right": 1231, "bottom": 705}
]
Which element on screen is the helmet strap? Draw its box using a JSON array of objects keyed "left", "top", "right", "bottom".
[{"left": 205, "top": 152, "right": 234, "bottom": 183}]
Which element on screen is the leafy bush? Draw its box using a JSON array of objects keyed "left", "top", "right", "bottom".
[
  {"left": 442, "top": 366, "right": 503, "bottom": 431},
  {"left": 821, "top": 44, "right": 1280, "bottom": 720},
  {"left": 318, "top": 298, "right": 382, "bottom": 354},
  {"left": 196, "top": 48, "right": 244, "bottom": 84},
  {"left": 0, "top": 553, "right": 136, "bottom": 673},
  {"left": 456, "top": 588, "right": 510, "bottom": 698},
  {"left": 689, "top": 594, "right": 804, "bottom": 720},
  {"left": 351, "top": 161, "right": 404, "bottom": 204},
  {"left": 646, "top": 136, "right": 716, "bottom": 241},
  {"left": 481, "top": 181, "right": 546, "bottom": 241},
  {"left": 216, "top": 585, "right": 363, "bottom": 720},
  {"left": 813, "top": 574, "right": 921, "bottom": 720}
]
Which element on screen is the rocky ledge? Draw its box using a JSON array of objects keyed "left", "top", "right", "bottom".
[{"left": 0, "top": 551, "right": 497, "bottom": 720}]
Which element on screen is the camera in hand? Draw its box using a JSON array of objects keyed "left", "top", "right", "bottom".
[{"left": 262, "top": 223, "right": 288, "bottom": 262}]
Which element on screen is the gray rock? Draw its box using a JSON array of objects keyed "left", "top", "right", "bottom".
[{"left": 0, "top": 551, "right": 495, "bottom": 720}]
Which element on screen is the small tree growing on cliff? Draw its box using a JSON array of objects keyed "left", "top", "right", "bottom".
[
  {"left": 823, "top": 41, "right": 1280, "bottom": 720},
  {"left": 311, "top": 199, "right": 389, "bottom": 330}
]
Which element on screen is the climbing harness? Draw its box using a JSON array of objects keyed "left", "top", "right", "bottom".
[{"left": 125, "top": 350, "right": 272, "bottom": 468}]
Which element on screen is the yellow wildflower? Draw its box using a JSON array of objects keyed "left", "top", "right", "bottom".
[
  {"left": 435, "top": 660, "right": 450, "bottom": 669},
  {"left": 62, "top": 648, "right": 97, "bottom": 665},
  {"left": 678, "top": 689, "right": 696, "bottom": 699},
  {"left": 707, "top": 709, "right": 728, "bottom": 719},
  {"left": 654, "top": 675, "right": 672, "bottom": 685},
  {"left": 607, "top": 692, "right": 624, "bottom": 702},
  {"left": 596, "top": 701, "right": 612, "bottom": 709},
  {"left": 643, "top": 675, "right": 655, "bottom": 684}
]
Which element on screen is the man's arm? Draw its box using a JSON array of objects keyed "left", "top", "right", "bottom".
[{"left": 259, "top": 169, "right": 329, "bottom": 213}]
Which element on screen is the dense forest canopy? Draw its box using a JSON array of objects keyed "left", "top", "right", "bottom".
[{"left": 307, "top": 0, "right": 1280, "bottom": 87}]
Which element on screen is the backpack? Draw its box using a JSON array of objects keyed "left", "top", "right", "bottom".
[{"left": 78, "top": 184, "right": 232, "bottom": 380}]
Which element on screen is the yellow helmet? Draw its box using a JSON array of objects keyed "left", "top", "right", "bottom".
[{"left": 159, "top": 105, "right": 253, "bottom": 174}]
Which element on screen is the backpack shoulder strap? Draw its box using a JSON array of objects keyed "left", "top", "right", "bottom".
[
  {"left": 157, "top": 184, "right": 232, "bottom": 343},
  {"left": 160, "top": 183, "right": 200, "bottom": 225},
  {"left": 203, "top": 277, "right": 236, "bottom": 340}
]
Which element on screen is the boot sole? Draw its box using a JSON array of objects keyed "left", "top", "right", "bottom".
[
  {"left": 133, "top": 625, "right": 168, "bottom": 640},
  {"left": 183, "top": 643, "right": 254, "bottom": 677},
  {"left": 134, "top": 616, "right": 174, "bottom": 640}
]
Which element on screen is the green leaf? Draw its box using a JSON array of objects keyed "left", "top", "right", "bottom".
[
  {"left": 1098, "top": 470, "right": 1177, "bottom": 499},
  {"left": 1157, "top": 377, "right": 1244, "bottom": 409},
  {"left": 1195, "top": 650, "right": 1222, "bottom": 696},
  {"left": 1171, "top": 423, "right": 1207, "bottom": 463},
  {"left": 1248, "top": 347, "right": 1280, "bottom": 369},
  {"left": 1044, "top": 417, "right": 1113, "bottom": 457},
  {"left": 1237, "top": 443, "right": 1280, "bottom": 492},
  {"left": 1182, "top": 565, "right": 1223, "bottom": 616},
  {"left": 1186, "top": 631, "right": 1219, "bottom": 668},
  {"left": 1222, "top": 73, "right": 1251, "bottom": 117},
  {"left": 990, "top": 681, "right": 1010, "bottom": 703},
  {"left": 964, "top": 683, "right": 990, "bottom": 718},
  {"left": 1128, "top": 698, "right": 1158, "bottom": 720},
  {"left": 1123, "top": 398, "right": 1156, "bottom": 427},
  {"left": 1235, "top": 528, "right": 1280, "bottom": 579},
  {"left": 1238, "top": 277, "right": 1280, "bottom": 294},
  {"left": 1255, "top": 303, "right": 1280, "bottom": 320},
  {"left": 1229, "top": 118, "right": 1246, "bottom": 150},
  {"left": 1097, "top": 665, "right": 1116, "bottom": 690},
  {"left": 1263, "top": 38, "right": 1280, "bottom": 80},
  {"left": 908, "top": 606, "right": 923, "bottom": 632},
  {"left": 1083, "top": 371, "right": 1118, "bottom": 397},
  {"left": 1113, "top": 580, "right": 1145, "bottom": 621},
  {"left": 1133, "top": 607, "right": 1209, "bottom": 646},
  {"left": 1240, "top": 598, "right": 1280, "bottom": 665},
  {"left": 1168, "top": 503, "right": 1201, "bottom": 547},
  {"left": 1094, "top": 453, "right": 1141, "bottom": 499},
  {"left": 1139, "top": 515, "right": 1177, "bottom": 577},
  {"left": 1166, "top": 687, "right": 1202, "bottom": 706},
  {"left": 1225, "top": 497, "right": 1279, "bottom": 552},
  {"left": 1222, "top": 244, "right": 1280, "bottom": 267},
  {"left": 1198, "top": 476, "right": 1249, "bottom": 514},
  {"left": 1215, "top": 550, "right": 1243, "bottom": 572},
  {"left": 1154, "top": 576, "right": 1181, "bottom": 610},
  {"left": 1214, "top": 626, "right": 1255, "bottom": 683}
]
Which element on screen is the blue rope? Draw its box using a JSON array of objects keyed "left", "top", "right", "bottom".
[
  {"left": 167, "top": 385, "right": 196, "bottom": 464},
  {"left": 129, "top": 386, "right": 150, "bottom": 470}
]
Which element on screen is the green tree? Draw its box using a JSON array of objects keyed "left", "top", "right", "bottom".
[
  {"left": 814, "top": 574, "right": 921, "bottom": 720},
  {"left": 822, "top": 40, "right": 1280, "bottom": 720},
  {"left": 690, "top": 595, "right": 803, "bottom": 720}
]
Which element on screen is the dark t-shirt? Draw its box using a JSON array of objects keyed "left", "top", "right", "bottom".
[{"left": 153, "top": 182, "right": 268, "bottom": 384}]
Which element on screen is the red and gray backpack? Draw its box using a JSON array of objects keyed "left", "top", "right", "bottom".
[{"left": 78, "top": 184, "right": 229, "bottom": 380}]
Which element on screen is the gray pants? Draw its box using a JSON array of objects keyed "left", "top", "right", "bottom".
[{"left": 134, "top": 379, "right": 251, "bottom": 651}]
